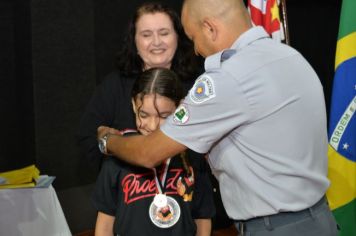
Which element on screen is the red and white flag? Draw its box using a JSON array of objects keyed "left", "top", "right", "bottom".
[{"left": 248, "top": 0, "right": 285, "bottom": 42}]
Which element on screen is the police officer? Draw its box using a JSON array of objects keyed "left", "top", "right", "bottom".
[{"left": 98, "top": 0, "right": 338, "bottom": 235}]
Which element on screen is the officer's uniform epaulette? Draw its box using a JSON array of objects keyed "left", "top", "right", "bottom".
[{"left": 204, "top": 48, "right": 236, "bottom": 71}]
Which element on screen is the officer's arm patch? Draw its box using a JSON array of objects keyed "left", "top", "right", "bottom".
[
  {"left": 189, "top": 75, "right": 216, "bottom": 104},
  {"left": 173, "top": 104, "right": 190, "bottom": 124}
]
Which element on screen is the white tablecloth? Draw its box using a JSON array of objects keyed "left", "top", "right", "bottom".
[{"left": 0, "top": 185, "right": 72, "bottom": 236}]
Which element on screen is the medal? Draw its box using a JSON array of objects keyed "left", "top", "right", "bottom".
[
  {"left": 149, "top": 195, "right": 181, "bottom": 228},
  {"left": 149, "top": 159, "right": 181, "bottom": 228}
]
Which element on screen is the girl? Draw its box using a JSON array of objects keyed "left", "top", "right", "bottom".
[{"left": 92, "top": 68, "right": 215, "bottom": 236}]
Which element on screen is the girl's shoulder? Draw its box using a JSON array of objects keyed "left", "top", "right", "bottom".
[
  {"left": 186, "top": 150, "right": 207, "bottom": 164},
  {"left": 101, "top": 156, "right": 125, "bottom": 172},
  {"left": 173, "top": 150, "right": 209, "bottom": 171}
]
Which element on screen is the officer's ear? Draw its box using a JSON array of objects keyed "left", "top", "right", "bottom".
[{"left": 202, "top": 17, "right": 218, "bottom": 41}]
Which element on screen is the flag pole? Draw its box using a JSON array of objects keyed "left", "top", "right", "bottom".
[{"left": 280, "top": 0, "right": 290, "bottom": 45}]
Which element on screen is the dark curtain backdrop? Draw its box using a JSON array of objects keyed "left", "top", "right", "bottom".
[
  {"left": 0, "top": 0, "right": 342, "bottom": 233},
  {"left": 0, "top": 0, "right": 341, "bottom": 189},
  {"left": 0, "top": 0, "right": 184, "bottom": 189}
]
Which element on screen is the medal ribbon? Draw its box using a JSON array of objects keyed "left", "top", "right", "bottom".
[
  {"left": 152, "top": 158, "right": 171, "bottom": 194},
  {"left": 149, "top": 158, "right": 181, "bottom": 228}
]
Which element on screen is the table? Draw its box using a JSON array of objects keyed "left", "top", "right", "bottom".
[{"left": 0, "top": 185, "right": 72, "bottom": 236}]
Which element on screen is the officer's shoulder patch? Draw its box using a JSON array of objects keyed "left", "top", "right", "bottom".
[
  {"left": 189, "top": 75, "right": 216, "bottom": 104},
  {"left": 173, "top": 104, "right": 189, "bottom": 124}
]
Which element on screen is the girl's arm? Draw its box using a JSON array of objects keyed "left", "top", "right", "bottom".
[
  {"left": 195, "top": 218, "right": 212, "bottom": 236},
  {"left": 95, "top": 211, "right": 115, "bottom": 236}
]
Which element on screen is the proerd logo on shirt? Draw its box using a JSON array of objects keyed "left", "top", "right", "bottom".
[{"left": 121, "top": 168, "right": 183, "bottom": 204}]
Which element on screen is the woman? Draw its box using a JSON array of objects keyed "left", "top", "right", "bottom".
[
  {"left": 92, "top": 68, "right": 214, "bottom": 236},
  {"left": 77, "top": 2, "right": 201, "bottom": 167}
]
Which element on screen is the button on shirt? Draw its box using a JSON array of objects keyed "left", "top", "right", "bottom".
[{"left": 161, "top": 27, "right": 330, "bottom": 220}]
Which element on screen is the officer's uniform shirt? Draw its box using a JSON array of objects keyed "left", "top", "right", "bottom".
[{"left": 161, "top": 26, "right": 330, "bottom": 220}]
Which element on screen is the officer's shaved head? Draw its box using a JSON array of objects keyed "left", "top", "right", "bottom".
[
  {"left": 182, "top": 0, "right": 249, "bottom": 25},
  {"left": 181, "top": 0, "right": 252, "bottom": 56}
]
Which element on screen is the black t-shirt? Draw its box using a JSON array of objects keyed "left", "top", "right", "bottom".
[{"left": 92, "top": 150, "right": 215, "bottom": 236}]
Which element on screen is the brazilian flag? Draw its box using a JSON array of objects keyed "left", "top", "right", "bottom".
[{"left": 326, "top": 0, "right": 356, "bottom": 235}]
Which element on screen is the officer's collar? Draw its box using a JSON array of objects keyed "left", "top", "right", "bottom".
[
  {"left": 204, "top": 27, "right": 269, "bottom": 70},
  {"left": 231, "top": 26, "right": 270, "bottom": 51}
]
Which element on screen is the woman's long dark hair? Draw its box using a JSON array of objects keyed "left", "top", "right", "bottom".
[{"left": 116, "top": 2, "right": 201, "bottom": 81}]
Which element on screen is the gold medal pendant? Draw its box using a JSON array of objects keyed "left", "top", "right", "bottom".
[{"left": 149, "top": 196, "right": 181, "bottom": 228}]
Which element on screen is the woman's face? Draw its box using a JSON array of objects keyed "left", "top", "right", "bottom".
[
  {"left": 132, "top": 94, "right": 176, "bottom": 136},
  {"left": 135, "top": 12, "right": 178, "bottom": 70}
]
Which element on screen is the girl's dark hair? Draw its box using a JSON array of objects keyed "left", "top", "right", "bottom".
[
  {"left": 132, "top": 67, "right": 192, "bottom": 176},
  {"left": 131, "top": 67, "right": 183, "bottom": 106},
  {"left": 116, "top": 2, "right": 201, "bottom": 81}
]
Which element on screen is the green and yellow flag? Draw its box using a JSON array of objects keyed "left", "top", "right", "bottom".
[{"left": 326, "top": 0, "right": 356, "bottom": 235}]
